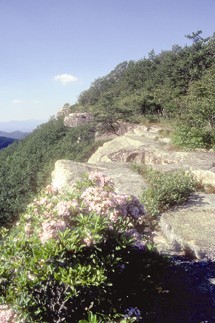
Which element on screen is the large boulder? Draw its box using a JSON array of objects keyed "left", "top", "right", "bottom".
[
  {"left": 88, "top": 133, "right": 189, "bottom": 164},
  {"left": 64, "top": 113, "right": 94, "bottom": 127},
  {"left": 52, "top": 160, "right": 147, "bottom": 197},
  {"left": 157, "top": 193, "right": 215, "bottom": 261},
  {"left": 88, "top": 134, "right": 153, "bottom": 163}
]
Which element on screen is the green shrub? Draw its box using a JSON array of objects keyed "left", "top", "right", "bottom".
[
  {"left": 173, "top": 126, "right": 214, "bottom": 149},
  {"left": 144, "top": 114, "right": 160, "bottom": 124},
  {"left": 141, "top": 168, "right": 196, "bottom": 216},
  {"left": 79, "top": 310, "right": 136, "bottom": 323},
  {"left": 131, "top": 163, "right": 148, "bottom": 178}
]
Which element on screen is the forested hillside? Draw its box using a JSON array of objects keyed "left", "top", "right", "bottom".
[
  {"left": 0, "top": 136, "right": 16, "bottom": 149},
  {"left": 74, "top": 31, "right": 215, "bottom": 148}
]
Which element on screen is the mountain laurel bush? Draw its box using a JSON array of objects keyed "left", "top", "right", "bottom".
[{"left": 0, "top": 172, "right": 146, "bottom": 323}]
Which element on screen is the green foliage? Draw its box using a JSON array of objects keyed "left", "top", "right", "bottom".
[
  {"left": 141, "top": 168, "right": 196, "bottom": 216},
  {"left": 171, "top": 64, "right": 215, "bottom": 149},
  {"left": 77, "top": 32, "right": 215, "bottom": 115},
  {"left": 78, "top": 311, "right": 137, "bottom": 323},
  {"left": 173, "top": 125, "right": 214, "bottom": 149},
  {"left": 79, "top": 312, "right": 102, "bottom": 323}
]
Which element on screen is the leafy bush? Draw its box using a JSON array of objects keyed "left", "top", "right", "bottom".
[
  {"left": 173, "top": 125, "right": 214, "bottom": 149},
  {"left": 0, "top": 172, "right": 150, "bottom": 322},
  {"left": 141, "top": 168, "right": 196, "bottom": 216}
]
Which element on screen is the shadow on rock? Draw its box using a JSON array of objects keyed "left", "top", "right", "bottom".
[{"left": 149, "top": 257, "right": 215, "bottom": 323}]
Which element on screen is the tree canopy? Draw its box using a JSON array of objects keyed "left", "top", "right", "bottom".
[{"left": 74, "top": 31, "right": 215, "bottom": 130}]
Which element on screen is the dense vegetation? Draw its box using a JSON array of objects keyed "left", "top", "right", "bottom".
[
  {"left": 0, "top": 117, "right": 101, "bottom": 226},
  {"left": 0, "top": 136, "right": 16, "bottom": 150},
  {"left": 141, "top": 168, "right": 196, "bottom": 216},
  {"left": 73, "top": 31, "right": 215, "bottom": 148}
]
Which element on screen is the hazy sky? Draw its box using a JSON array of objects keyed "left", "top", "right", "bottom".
[{"left": 0, "top": 0, "right": 215, "bottom": 122}]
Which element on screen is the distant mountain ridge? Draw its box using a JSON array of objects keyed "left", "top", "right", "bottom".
[
  {"left": 0, "top": 119, "right": 45, "bottom": 132},
  {"left": 0, "top": 131, "right": 29, "bottom": 140}
]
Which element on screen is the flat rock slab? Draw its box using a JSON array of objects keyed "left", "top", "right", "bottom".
[
  {"left": 88, "top": 131, "right": 215, "bottom": 188},
  {"left": 159, "top": 193, "right": 215, "bottom": 261},
  {"left": 52, "top": 160, "right": 147, "bottom": 197}
]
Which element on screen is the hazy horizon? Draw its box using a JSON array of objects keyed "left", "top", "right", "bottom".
[{"left": 0, "top": 119, "right": 46, "bottom": 132}]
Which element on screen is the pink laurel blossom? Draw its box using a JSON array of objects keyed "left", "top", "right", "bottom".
[
  {"left": 28, "top": 171, "right": 145, "bottom": 244},
  {"left": 55, "top": 201, "right": 72, "bottom": 217},
  {"left": 39, "top": 220, "right": 67, "bottom": 244}
]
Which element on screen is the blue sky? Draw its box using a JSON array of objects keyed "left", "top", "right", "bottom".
[{"left": 0, "top": 0, "right": 215, "bottom": 122}]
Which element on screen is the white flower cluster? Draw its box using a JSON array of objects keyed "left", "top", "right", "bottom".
[
  {"left": 81, "top": 187, "right": 144, "bottom": 222},
  {"left": 0, "top": 305, "right": 24, "bottom": 323}
]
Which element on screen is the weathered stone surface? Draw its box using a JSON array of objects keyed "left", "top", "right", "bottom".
[
  {"left": 158, "top": 193, "right": 215, "bottom": 261},
  {"left": 52, "top": 160, "right": 147, "bottom": 197},
  {"left": 88, "top": 130, "right": 215, "bottom": 188},
  {"left": 192, "top": 169, "right": 215, "bottom": 188},
  {"left": 88, "top": 132, "right": 188, "bottom": 164},
  {"left": 88, "top": 134, "right": 155, "bottom": 163},
  {"left": 108, "top": 149, "right": 145, "bottom": 163},
  {"left": 64, "top": 113, "right": 94, "bottom": 127}
]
